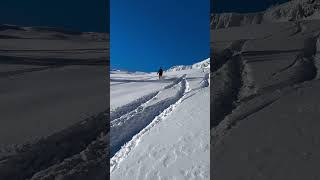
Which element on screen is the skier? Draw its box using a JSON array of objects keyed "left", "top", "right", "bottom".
[{"left": 157, "top": 67, "right": 163, "bottom": 80}]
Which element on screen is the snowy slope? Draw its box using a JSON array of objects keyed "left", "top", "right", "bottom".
[
  {"left": 110, "top": 60, "right": 210, "bottom": 179},
  {"left": 0, "top": 25, "right": 109, "bottom": 179},
  {"left": 211, "top": 1, "right": 320, "bottom": 179}
]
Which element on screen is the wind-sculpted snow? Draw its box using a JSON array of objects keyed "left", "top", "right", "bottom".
[{"left": 211, "top": 3, "right": 320, "bottom": 178}]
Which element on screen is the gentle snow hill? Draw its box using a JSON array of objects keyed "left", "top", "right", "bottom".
[
  {"left": 211, "top": 1, "right": 320, "bottom": 179},
  {"left": 110, "top": 59, "right": 210, "bottom": 179}
]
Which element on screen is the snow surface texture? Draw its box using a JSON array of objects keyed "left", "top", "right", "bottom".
[
  {"left": 212, "top": 1, "right": 320, "bottom": 179},
  {"left": 110, "top": 60, "right": 210, "bottom": 179},
  {"left": 0, "top": 25, "right": 109, "bottom": 179}
]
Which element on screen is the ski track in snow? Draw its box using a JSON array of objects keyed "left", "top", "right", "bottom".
[
  {"left": 110, "top": 75, "right": 190, "bottom": 173},
  {"left": 110, "top": 76, "right": 181, "bottom": 121}
]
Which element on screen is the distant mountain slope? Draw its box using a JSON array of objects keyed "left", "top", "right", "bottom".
[{"left": 166, "top": 58, "right": 210, "bottom": 72}]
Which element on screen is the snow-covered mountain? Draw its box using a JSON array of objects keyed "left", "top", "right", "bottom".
[
  {"left": 166, "top": 58, "right": 210, "bottom": 72},
  {"left": 212, "top": 0, "right": 320, "bottom": 29}
]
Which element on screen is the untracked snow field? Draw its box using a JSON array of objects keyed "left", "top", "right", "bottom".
[{"left": 110, "top": 61, "right": 210, "bottom": 180}]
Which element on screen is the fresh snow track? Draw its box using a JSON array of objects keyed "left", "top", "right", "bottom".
[
  {"left": 110, "top": 76, "right": 190, "bottom": 173},
  {"left": 110, "top": 75, "right": 187, "bottom": 157}
]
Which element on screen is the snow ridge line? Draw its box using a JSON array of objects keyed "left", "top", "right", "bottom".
[{"left": 110, "top": 77, "right": 190, "bottom": 173}]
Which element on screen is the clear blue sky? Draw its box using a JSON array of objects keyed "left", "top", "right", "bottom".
[
  {"left": 0, "top": 0, "right": 108, "bottom": 32},
  {"left": 211, "top": 0, "right": 289, "bottom": 13},
  {"left": 111, "top": 0, "right": 210, "bottom": 72}
]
